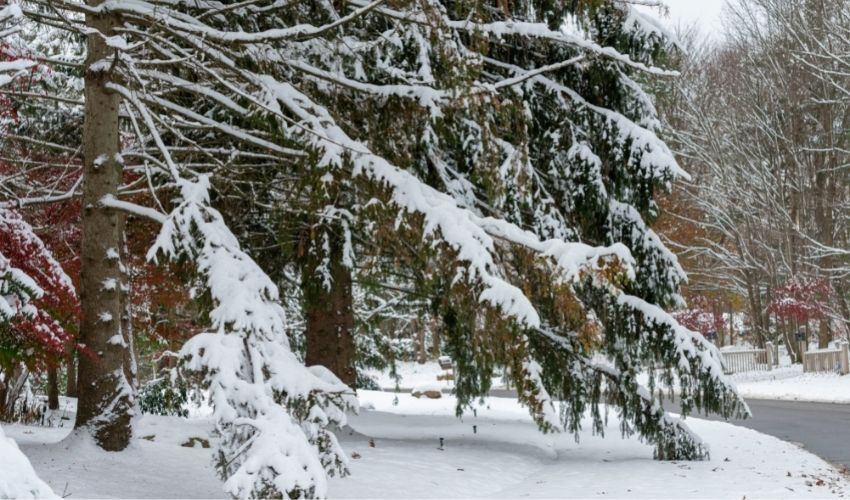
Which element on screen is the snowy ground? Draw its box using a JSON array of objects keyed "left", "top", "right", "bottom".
[
  {"left": 6, "top": 391, "right": 850, "bottom": 499},
  {"left": 364, "top": 361, "right": 509, "bottom": 392},
  {"left": 0, "top": 422, "right": 55, "bottom": 499},
  {"left": 369, "top": 360, "right": 850, "bottom": 405},
  {"left": 731, "top": 365, "right": 850, "bottom": 403},
  {"left": 7, "top": 415, "right": 224, "bottom": 499}
]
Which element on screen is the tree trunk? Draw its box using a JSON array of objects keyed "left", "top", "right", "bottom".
[
  {"left": 780, "top": 315, "right": 801, "bottom": 363},
  {"left": 416, "top": 322, "right": 427, "bottom": 364},
  {"left": 818, "top": 318, "right": 831, "bottom": 349},
  {"left": 0, "top": 367, "right": 8, "bottom": 420},
  {"left": 65, "top": 353, "right": 77, "bottom": 398},
  {"left": 745, "top": 277, "right": 767, "bottom": 348},
  {"left": 0, "top": 364, "right": 28, "bottom": 421},
  {"left": 74, "top": 3, "right": 133, "bottom": 451},
  {"left": 47, "top": 366, "right": 59, "bottom": 410},
  {"left": 725, "top": 302, "right": 735, "bottom": 347},
  {"left": 302, "top": 231, "right": 356, "bottom": 388},
  {"left": 834, "top": 282, "right": 850, "bottom": 343}
]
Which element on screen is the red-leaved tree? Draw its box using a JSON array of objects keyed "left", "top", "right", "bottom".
[
  {"left": 767, "top": 276, "right": 831, "bottom": 324},
  {"left": 0, "top": 207, "right": 77, "bottom": 370},
  {"left": 674, "top": 294, "right": 726, "bottom": 341}
]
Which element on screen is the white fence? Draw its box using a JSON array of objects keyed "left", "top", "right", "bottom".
[
  {"left": 721, "top": 343, "right": 778, "bottom": 374},
  {"left": 803, "top": 343, "right": 850, "bottom": 375}
]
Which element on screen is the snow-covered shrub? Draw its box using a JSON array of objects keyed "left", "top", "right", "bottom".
[{"left": 150, "top": 178, "right": 357, "bottom": 498}]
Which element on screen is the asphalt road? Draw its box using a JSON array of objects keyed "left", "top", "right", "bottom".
[
  {"left": 478, "top": 389, "right": 850, "bottom": 470},
  {"left": 697, "top": 398, "right": 850, "bottom": 471}
]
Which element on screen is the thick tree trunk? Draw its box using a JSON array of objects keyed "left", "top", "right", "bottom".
[
  {"left": 303, "top": 231, "right": 356, "bottom": 388},
  {"left": 47, "top": 366, "right": 59, "bottom": 410},
  {"left": 74, "top": 3, "right": 133, "bottom": 451}
]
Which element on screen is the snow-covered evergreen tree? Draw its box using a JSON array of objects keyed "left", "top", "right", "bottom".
[
  {"left": 454, "top": 1, "right": 751, "bottom": 458},
  {"left": 3, "top": 0, "right": 748, "bottom": 497},
  {"left": 232, "top": 0, "right": 748, "bottom": 459}
]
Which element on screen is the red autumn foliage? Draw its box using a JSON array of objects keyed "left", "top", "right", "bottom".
[
  {"left": 767, "top": 276, "right": 831, "bottom": 323},
  {"left": 0, "top": 207, "right": 78, "bottom": 369},
  {"left": 0, "top": 41, "right": 81, "bottom": 370},
  {"left": 0, "top": 40, "right": 200, "bottom": 371},
  {"left": 674, "top": 295, "right": 726, "bottom": 338}
]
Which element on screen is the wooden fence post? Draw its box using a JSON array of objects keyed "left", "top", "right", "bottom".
[{"left": 840, "top": 342, "right": 849, "bottom": 376}]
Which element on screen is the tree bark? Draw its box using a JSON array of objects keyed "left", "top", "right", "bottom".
[
  {"left": 47, "top": 366, "right": 59, "bottom": 410},
  {"left": 302, "top": 231, "right": 356, "bottom": 388},
  {"left": 725, "top": 302, "right": 735, "bottom": 347},
  {"left": 780, "top": 315, "right": 801, "bottom": 363},
  {"left": 74, "top": 3, "right": 133, "bottom": 451},
  {"left": 835, "top": 282, "right": 850, "bottom": 343},
  {"left": 0, "top": 364, "right": 28, "bottom": 421},
  {"left": 818, "top": 318, "right": 831, "bottom": 349},
  {"left": 416, "top": 321, "right": 427, "bottom": 364},
  {"left": 65, "top": 353, "right": 77, "bottom": 398},
  {"left": 745, "top": 277, "right": 767, "bottom": 348}
]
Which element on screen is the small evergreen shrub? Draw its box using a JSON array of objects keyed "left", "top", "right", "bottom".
[{"left": 138, "top": 378, "right": 189, "bottom": 417}]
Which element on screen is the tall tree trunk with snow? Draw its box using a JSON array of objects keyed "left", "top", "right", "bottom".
[
  {"left": 302, "top": 230, "right": 356, "bottom": 388},
  {"left": 74, "top": 4, "right": 133, "bottom": 451}
]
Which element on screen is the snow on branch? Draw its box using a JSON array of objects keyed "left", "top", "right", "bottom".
[
  {"left": 82, "top": 0, "right": 387, "bottom": 44},
  {"left": 259, "top": 77, "right": 634, "bottom": 328},
  {"left": 0, "top": 206, "right": 77, "bottom": 371},
  {"left": 100, "top": 195, "right": 167, "bottom": 224},
  {"left": 591, "top": 358, "right": 713, "bottom": 460},
  {"left": 621, "top": 4, "right": 681, "bottom": 49},
  {"left": 483, "top": 56, "right": 689, "bottom": 182},
  {"left": 148, "top": 176, "right": 356, "bottom": 498},
  {"left": 0, "top": 3, "right": 35, "bottom": 86},
  {"left": 348, "top": 0, "right": 678, "bottom": 76},
  {"left": 616, "top": 293, "right": 732, "bottom": 386},
  {"left": 0, "top": 251, "right": 41, "bottom": 321}
]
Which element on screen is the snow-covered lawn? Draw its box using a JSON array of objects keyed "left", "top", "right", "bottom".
[
  {"left": 369, "top": 360, "right": 850, "bottom": 405},
  {"left": 6, "top": 415, "right": 224, "bottom": 499},
  {"left": 5, "top": 391, "right": 849, "bottom": 499},
  {"left": 732, "top": 366, "right": 850, "bottom": 403},
  {"left": 365, "top": 361, "right": 463, "bottom": 390},
  {"left": 365, "top": 361, "right": 509, "bottom": 391}
]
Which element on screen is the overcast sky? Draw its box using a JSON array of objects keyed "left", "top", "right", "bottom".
[{"left": 637, "top": 0, "right": 728, "bottom": 38}]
